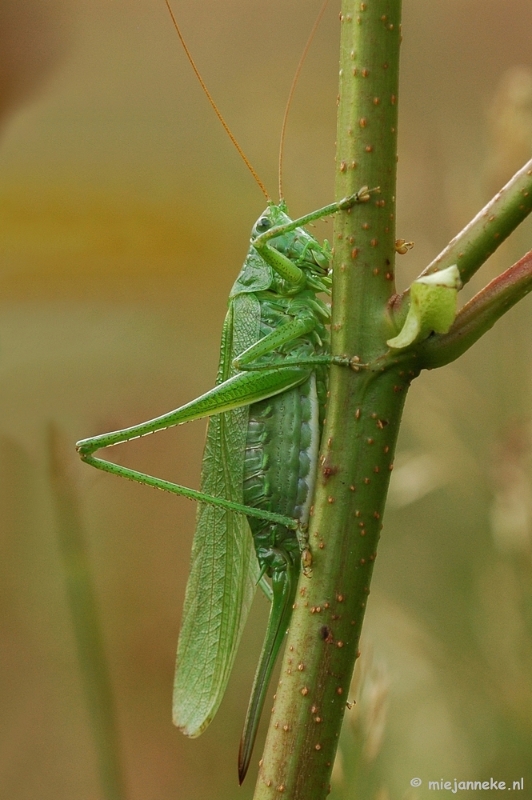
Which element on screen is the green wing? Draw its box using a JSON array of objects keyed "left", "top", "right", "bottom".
[{"left": 173, "top": 292, "right": 261, "bottom": 736}]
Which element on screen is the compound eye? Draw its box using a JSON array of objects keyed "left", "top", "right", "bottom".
[{"left": 255, "top": 216, "right": 271, "bottom": 233}]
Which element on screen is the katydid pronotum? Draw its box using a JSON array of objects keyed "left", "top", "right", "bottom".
[{"left": 76, "top": 0, "right": 373, "bottom": 783}]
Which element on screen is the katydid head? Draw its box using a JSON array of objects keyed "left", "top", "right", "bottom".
[
  {"left": 251, "top": 203, "right": 291, "bottom": 239},
  {"left": 253, "top": 204, "right": 330, "bottom": 273},
  {"left": 248, "top": 202, "right": 331, "bottom": 296},
  {"left": 231, "top": 202, "right": 331, "bottom": 299}
]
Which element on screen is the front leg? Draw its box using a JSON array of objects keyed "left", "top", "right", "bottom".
[
  {"left": 233, "top": 315, "right": 316, "bottom": 369},
  {"left": 233, "top": 318, "right": 367, "bottom": 373},
  {"left": 252, "top": 187, "right": 377, "bottom": 287}
]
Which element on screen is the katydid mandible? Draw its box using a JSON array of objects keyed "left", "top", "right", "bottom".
[{"left": 76, "top": 0, "right": 373, "bottom": 784}]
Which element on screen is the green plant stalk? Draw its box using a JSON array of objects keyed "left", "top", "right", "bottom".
[
  {"left": 422, "top": 158, "right": 532, "bottom": 285},
  {"left": 390, "top": 158, "right": 532, "bottom": 325},
  {"left": 252, "top": 2, "right": 405, "bottom": 798},
  {"left": 48, "top": 425, "right": 128, "bottom": 800}
]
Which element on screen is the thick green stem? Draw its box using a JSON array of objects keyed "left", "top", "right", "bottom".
[{"left": 252, "top": 2, "right": 404, "bottom": 798}]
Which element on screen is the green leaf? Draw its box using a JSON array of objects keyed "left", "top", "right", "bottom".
[{"left": 387, "top": 265, "right": 461, "bottom": 349}]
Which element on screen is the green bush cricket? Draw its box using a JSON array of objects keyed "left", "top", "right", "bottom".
[{"left": 76, "top": 0, "right": 374, "bottom": 783}]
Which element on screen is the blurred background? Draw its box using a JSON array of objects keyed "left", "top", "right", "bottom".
[{"left": 1, "top": 1, "right": 532, "bottom": 798}]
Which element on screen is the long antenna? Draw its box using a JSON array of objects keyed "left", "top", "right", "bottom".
[
  {"left": 165, "top": 0, "right": 270, "bottom": 202},
  {"left": 278, "top": 0, "right": 331, "bottom": 201}
]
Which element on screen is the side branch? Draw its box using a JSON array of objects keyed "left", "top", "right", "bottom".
[
  {"left": 424, "top": 159, "right": 532, "bottom": 284},
  {"left": 390, "top": 158, "right": 532, "bottom": 324}
]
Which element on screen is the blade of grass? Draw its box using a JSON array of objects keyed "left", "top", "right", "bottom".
[{"left": 47, "top": 423, "right": 128, "bottom": 800}]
